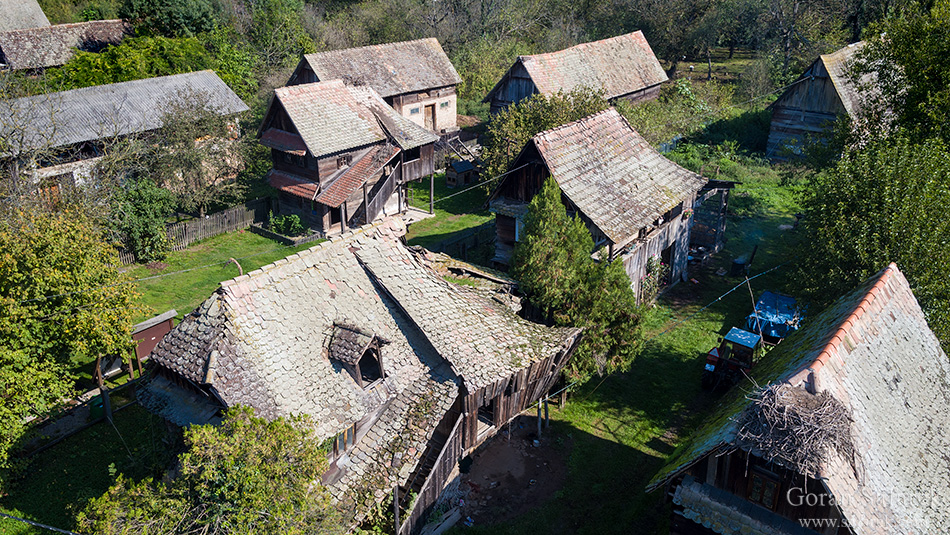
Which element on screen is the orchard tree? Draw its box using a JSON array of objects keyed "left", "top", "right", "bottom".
[
  {"left": 513, "top": 177, "right": 643, "bottom": 383},
  {"left": 794, "top": 133, "right": 950, "bottom": 349},
  {"left": 0, "top": 209, "right": 140, "bottom": 482},
  {"left": 483, "top": 88, "right": 609, "bottom": 181},
  {"left": 78, "top": 406, "right": 345, "bottom": 535},
  {"left": 110, "top": 178, "right": 177, "bottom": 262}
]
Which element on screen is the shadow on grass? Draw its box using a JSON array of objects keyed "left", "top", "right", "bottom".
[{"left": 0, "top": 404, "right": 178, "bottom": 534}]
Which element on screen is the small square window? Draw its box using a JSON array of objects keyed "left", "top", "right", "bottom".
[
  {"left": 410, "top": 107, "right": 421, "bottom": 115},
  {"left": 439, "top": 101, "right": 449, "bottom": 109}
]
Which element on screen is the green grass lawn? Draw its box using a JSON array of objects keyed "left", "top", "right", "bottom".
[
  {"left": 127, "top": 229, "right": 319, "bottom": 323},
  {"left": 405, "top": 175, "right": 493, "bottom": 251},
  {"left": 452, "top": 149, "right": 802, "bottom": 534},
  {"left": 0, "top": 404, "right": 176, "bottom": 535}
]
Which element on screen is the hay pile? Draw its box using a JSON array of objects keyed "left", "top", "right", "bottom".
[{"left": 735, "top": 384, "right": 855, "bottom": 478}]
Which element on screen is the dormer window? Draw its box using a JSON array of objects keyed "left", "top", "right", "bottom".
[{"left": 328, "top": 322, "right": 389, "bottom": 389}]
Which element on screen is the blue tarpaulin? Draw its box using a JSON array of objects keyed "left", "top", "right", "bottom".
[
  {"left": 745, "top": 291, "right": 802, "bottom": 341},
  {"left": 724, "top": 327, "right": 761, "bottom": 349}
]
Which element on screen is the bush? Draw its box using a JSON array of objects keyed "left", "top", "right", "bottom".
[{"left": 269, "top": 212, "right": 304, "bottom": 236}]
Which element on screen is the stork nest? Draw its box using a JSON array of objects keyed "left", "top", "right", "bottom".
[{"left": 735, "top": 384, "right": 855, "bottom": 479}]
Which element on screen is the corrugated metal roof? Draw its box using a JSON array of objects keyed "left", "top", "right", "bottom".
[
  {"left": 302, "top": 38, "right": 461, "bottom": 98},
  {"left": 1, "top": 70, "right": 249, "bottom": 155},
  {"left": 820, "top": 41, "right": 866, "bottom": 116},
  {"left": 0, "top": 19, "right": 130, "bottom": 70},
  {"left": 485, "top": 31, "right": 668, "bottom": 103},
  {"left": 648, "top": 264, "right": 950, "bottom": 535},
  {"left": 0, "top": 0, "right": 50, "bottom": 32},
  {"left": 531, "top": 108, "right": 706, "bottom": 245},
  {"left": 269, "top": 80, "right": 436, "bottom": 159}
]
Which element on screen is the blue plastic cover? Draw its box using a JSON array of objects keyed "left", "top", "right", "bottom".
[
  {"left": 724, "top": 327, "right": 761, "bottom": 349},
  {"left": 745, "top": 291, "right": 802, "bottom": 340}
]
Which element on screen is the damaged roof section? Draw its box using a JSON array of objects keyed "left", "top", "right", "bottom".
[
  {"left": 0, "top": 19, "right": 130, "bottom": 70},
  {"left": 299, "top": 38, "right": 462, "bottom": 98}
]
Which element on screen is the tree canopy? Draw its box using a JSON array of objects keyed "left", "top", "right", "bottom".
[
  {"left": 78, "top": 406, "right": 344, "bottom": 535},
  {"left": 513, "top": 177, "right": 643, "bottom": 383},
  {"left": 0, "top": 209, "right": 139, "bottom": 482}
]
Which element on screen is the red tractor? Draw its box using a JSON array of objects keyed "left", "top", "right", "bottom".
[{"left": 701, "top": 327, "right": 763, "bottom": 390}]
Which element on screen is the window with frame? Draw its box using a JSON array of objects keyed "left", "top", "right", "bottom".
[
  {"left": 747, "top": 470, "right": 780, "bottom": 510},
  {"left": 439, "top": 101, "right": 450, "bottom": 109},
  {"left": 403, "top": 147, "right": 421, "bottom": 162},
  {"left": 409, "top": 107, "right": 421, "bottom": 115},
  {"left": 337, "top": 154, "right": 352, "bottom": 169},
  {"left": 330, "top": 423, "right": 357, "bottom": 463}
]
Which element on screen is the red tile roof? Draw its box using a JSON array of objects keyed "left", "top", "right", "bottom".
[
  {"left": 314, "top": 145, "right": 399, "bottom": 208},
  {"left": 268, "top": 169, "right": 318, "bottom": 200}
]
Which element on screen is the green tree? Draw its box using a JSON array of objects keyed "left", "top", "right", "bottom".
[
  {"left": 855, "top": 0, "right": 950, "bottom": 142},
  {"left": 111, "top": 178, "right": 176, "bottom": 262},
  {"left": 0, "top": 209, "right": 139, "bottom": 482},
  {"left": 482, "top": 88, "right": 610, "bottom": 181},
  {"left": 513, "top": 177, "right": 643, "bottom": 383},
  {"left": 121, "top": 0, "right": 217, "bottom": 37},
  {"left": 794, "top": 133, "right": 950, "bottom": 349},
  {"left": 78, "top": 406, "right": 345, "bottom": 535}
]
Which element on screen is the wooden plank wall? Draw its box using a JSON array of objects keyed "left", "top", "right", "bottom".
[
  {"left": 621, "top": 208, "right": 693, "bottom": 304},
  {"left": 766, "top": 60, "right": 845, "bottom": 160},
  {"left": 399, "top": 413, "right": 465, "bottom": 535}
]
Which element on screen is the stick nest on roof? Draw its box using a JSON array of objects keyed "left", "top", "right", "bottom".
[{"left": 735, "top": 384, "right": 855, "bottom": 479}]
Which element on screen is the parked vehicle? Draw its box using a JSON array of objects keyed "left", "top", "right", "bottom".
[
  {"left": 745, "top": 291, "right": 803, "bottom": 346},
  {"left": 702, "top": 327, "right": 763, "bottom": 390}
]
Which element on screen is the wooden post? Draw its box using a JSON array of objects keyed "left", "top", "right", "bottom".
[
  {"left": 560, "top": 388, "right": 567, "bottom": 408},
  {"left": 363, "top": 181, "right": 369, "bottom": 224},
  {"left": 341, "top": 202, "right": 347, "bottom": 233},
  {"left": 537, "top": 400, "right": 542, "bottom": 438},
  {"left": 103, "top": 388, "right": 113, "bottom": 423},
  {"left": 544, "top": 396, "right": 549, "bottom": 428},
  {"left": 94, "top": 357, "right": 104, "bottom": 389},
  {"left": 393, "top": 485, "right": 400, "bottom": 534},
  {"left": 429, "top": 172, "right": 435, "bottom": 215}
]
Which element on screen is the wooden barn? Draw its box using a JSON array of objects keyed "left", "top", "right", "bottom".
[
  {"left": 0, "top": 19, "right": 130, "bottom": 71},
  {"left": 488, "top": 108, "right": 707, "bottom": 303},
  {"left": 649, "top": 264, "right": 950, "bottom": 535},
  {"left": 259, "top": 80, "right": 438, "bottom": 235},
  {"left": 287, "top": 38, "right": 462, "bottom": 134},
  {"left": 142, "top": 217, "right": 582, "bottom": 534},
  {"left": 766, "top": 41, "right": 866, "bottom": 160},
  {"left": 482, "top": 31, "right": 668, "bottom": 114},
  {"left": 0, "top": 70, "right": 248, "bottom": 191}
]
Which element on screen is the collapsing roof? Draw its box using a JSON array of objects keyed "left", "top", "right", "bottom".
[
  {"left": 0, "top": 0, "right": 50, "bottom": 32},
  {"left": 0, "top": 70, "right": 248, "bottom": 155},
  {"left": 298, "top": 38, "right": 462, "bottom": 98},
  {"left": 260, "top": 80, "right": 437, "bottom": 159},
  {"left": 495, "top": 108, "right": 705, "bottom": 247},
  {"left": 146, "top": 217, "right": 580, "bottom": 524},
  {"left": 0, "top": 19, "right": 130, "bottom": 70},
  {"left": 484, "top": 31, "right": 668, "bottom": 103},
  {"left": 649, "top": 263, "right": 950, "bottom": 535}
]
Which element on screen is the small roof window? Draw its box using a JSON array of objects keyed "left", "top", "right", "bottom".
[{"left": 328, "top": 322, "right": 390, "bottom": 388}]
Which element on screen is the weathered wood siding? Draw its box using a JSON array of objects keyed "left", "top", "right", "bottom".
[
  {"left": 398, "top": 412, "right": 464, "bottom": 535},
  {"left": 488, "top": 62, "right": 537, "bottom": 114},
  {"left": 620, "top": 208, "right": 692, "bottom": 304},
  {"left": 691, "top": 188, "right": 729, "bottom": 253},
  {"left": 402, "top": 143, "right": 435, "bottom": 182},
  {"left": 612, "top": 83, "right": 663, "bottom": 105},
  {"left": 767, "top": 60, "right": 846, "bottom": 160},
  {"left": 459, "top": 341, "right": 576, "bottom": 450}
]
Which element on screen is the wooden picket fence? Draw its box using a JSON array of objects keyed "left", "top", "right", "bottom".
[{"left": 118, "top": 198, "right": 270, "bottom": 264}]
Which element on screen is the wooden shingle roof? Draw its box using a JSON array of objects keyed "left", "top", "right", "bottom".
[
  {"left": 0, "top": 0, "right": 50, "bottom": 32},
  {"left": 300, "top": 38, "right": 461, "bottom": 98},
  {"left": 525, "top": 108, "right": 706, "bottom": 246},
  {"left": 266, "top": 80, "right": 436, "bottom": 159},
  {"left": 0, "top": 70, "right": 248, "bottom": 155},
  {"left": 649, "top": 264, "right": 950, "bottom": 534},
  {"left": 819, "top": 41, "right": 866, "bottom": 117},
  {"left": 484, "top": 31, "right": 668, "bottom": 103},
  {"left": 0, "top": 19, "right": 129, "bottom": 70}
]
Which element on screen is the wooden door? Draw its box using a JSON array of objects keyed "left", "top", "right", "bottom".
[{"left": 425, "top": 104, "right": 435, "bottom": 130}]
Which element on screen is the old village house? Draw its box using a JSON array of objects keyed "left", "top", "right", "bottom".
[
  {"left": 0, "top": 19, "right": 130, "bottom": 71},
  {"left": 483, "top": 31, "right": 668, "bottom": 114},
  {"left": 767, "top": 42, "right": 867, "bottom": 160},
  {"left": 0, "top": 70, "right": 248, "bottom": 194},
  {"left": 488, "top": 108, "right": 708, "bottom": 303},
  {"left": 260, "top": 79, "right": 438, "bottom": 234},
  {"left": 649, "top": 263, "right": 950, "bottom": 535},
  {"left": 287, "top": 38, "right": 462, "bottom": 134},
  {"left": 141, "top": 218, "right": 582, "bottom": 533}
]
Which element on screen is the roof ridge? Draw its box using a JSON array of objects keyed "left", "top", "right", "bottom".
[
  {"left": 805, "top": 262, "right": 898, "bottom": 380},
  {"left": 533, "top": 107, "right": 620, "bottom": 141},
  {"left": 522, "top": 31, "right": 645, "bottom": 60},
  {"left": 304, "top": 37, "right": 439, "bottom": 58}
]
